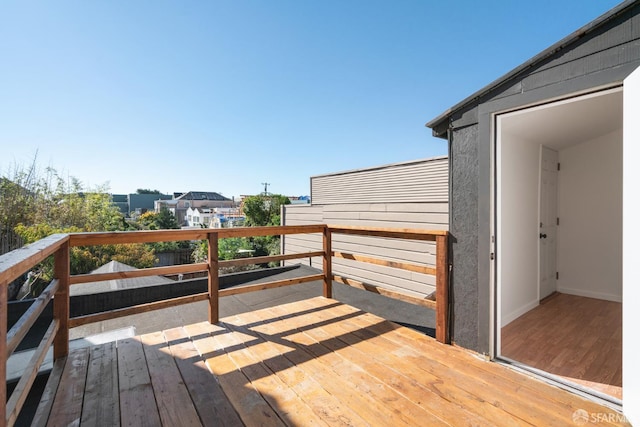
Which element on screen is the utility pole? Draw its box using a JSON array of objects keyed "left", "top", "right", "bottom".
[{"left": 261, "top": 182, "right": 270, "bottom": 195}]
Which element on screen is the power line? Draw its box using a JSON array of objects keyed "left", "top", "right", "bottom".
[{"left": 261, "top": 182, "right": 270, "bottom": 195}]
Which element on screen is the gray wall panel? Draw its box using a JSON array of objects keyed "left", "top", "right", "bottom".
[
  {"left": 283, "top": 156, "right": 448, "bottom": 306},
  {"left": 534, "top": 12, "right": 635, "bottom": 74},
  {"left": 522, "top": 42, "right": 640, "bottom": 92},
  {"left": 312, "top": 157, "right": 448, "bottom": 205},
  {"left": 449, "top": 125, "right": 480, "bottom": 351}
]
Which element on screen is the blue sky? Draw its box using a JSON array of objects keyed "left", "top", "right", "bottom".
[{"left": 0, "top": 1, "right": 623, "bottom": 199}]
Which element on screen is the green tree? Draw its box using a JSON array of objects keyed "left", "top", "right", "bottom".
[
  {"left": 136, "top": 188, "right": 162, "bottom": 194},
  {"left": 135, "top": 208, "right": 178, "bottom": 230},
  {"left": 240, "top": 194, "right": 290, "bottom": 266},
  {"left": 4, "top": 156, "right": 158, "bottom": 296},
  {"left": 156, "top": 207, "right": 179, "bottom": 229},
  {"left": 242, "top": 194, "right": 290, "bottom": 226},
  {"left": 1, "top": 155, "right": 42, "bottom": 239},
  {"left": 192, "top": 237, "right": 250, "bottom": 263},
  {"left": 138, "top": 211, "right": 159, "bottom": 230}
]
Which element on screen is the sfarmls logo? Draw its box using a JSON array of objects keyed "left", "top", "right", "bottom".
[{"left": 572, "top": 409, "right": 629, "bottom": 425}]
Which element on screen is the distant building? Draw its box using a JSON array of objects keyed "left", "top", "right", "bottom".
[
  {"left": 157, "top": 191, "right": 236, "bottom": 226},
  {"left": 289, "top": 196, "right": 310, "bottom": 205},
  {"left": 129, "top": 193, "right": 173, "bottom": 216},
  {"left": 110, "top": 194, "right": 129, "bottom": 216},
  {"left": 111, "top": 193, "right": 172, "bottom": 217}
]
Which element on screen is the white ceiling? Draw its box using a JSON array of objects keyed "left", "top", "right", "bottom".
[{"left": 499, "top": 88, "right": 622, "bottom": 151}]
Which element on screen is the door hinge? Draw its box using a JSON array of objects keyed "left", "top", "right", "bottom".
[
  {"left": 490, "top": 253, "right": 495, "bottom": 261},
  {"left": 556, "top": 272, "right": 559, "bottom": 280},
  {"left": 557, "top": 163, "right": 560, "bottom": 171},
  {"left": 557, "top": 217, "right": 559, "bottom": 226}
]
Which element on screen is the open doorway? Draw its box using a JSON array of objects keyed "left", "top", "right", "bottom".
[{"left": 494, "top": 87, "right": 623, "bottom": 402}]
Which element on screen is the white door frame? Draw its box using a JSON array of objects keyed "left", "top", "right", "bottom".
[
  {"left": 491, "top": 86, "right": 626, "bottom": 408},
  {"left": 622, "top": 64, "right": 640, "bottom": 425}
]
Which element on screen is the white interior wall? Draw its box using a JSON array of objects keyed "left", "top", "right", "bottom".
[
  {"left": 499, "top": 133, "right": 541, "bottom": 327},
  {"left": 557, "top": 128, "right": 622, "bottom": 301}
]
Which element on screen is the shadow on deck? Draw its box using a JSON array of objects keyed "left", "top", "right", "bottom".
[{"left": 33, "top": 297, "right": 628, "bottom": 427}]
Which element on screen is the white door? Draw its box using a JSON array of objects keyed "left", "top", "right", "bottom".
[
  {"left": 623, "top": 66, "right": 640, "bottom": 423},
  {"left": 539, "top": 146, "right": 558, "bottom": 300}
]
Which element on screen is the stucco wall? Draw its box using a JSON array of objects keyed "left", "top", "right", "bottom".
[{"left": 449, "top": 125, "right": 480, "bottom": 350}]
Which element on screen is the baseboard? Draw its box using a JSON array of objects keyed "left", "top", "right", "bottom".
[
  {"left": 501, "top": 299, "right": 539, "bottom": 327},
  {"left": 557, "top": 286, "right": 622, "bottom": 303}
]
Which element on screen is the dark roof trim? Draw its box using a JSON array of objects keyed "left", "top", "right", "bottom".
[{"left": 425, "top": 0, "right": 637, "bottom": 134}]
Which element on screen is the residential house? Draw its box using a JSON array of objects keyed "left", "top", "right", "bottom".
[
  {"left": 425, "top": 0, "right": 639, "bottom": 418},
  {"left": 156, "top": 191, "right": 235, "bottom": 226},
  {"left": 185, "top": 207, "right": 215, "bottom": 228}
]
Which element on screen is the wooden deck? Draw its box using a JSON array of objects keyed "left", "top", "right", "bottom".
[{"left": 34, "top": 297, "right": 628, "bottom": 427}]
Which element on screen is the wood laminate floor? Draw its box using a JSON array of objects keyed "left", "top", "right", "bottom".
[{"left": 501, "top": 292, "right": 622, "bottom": 400}]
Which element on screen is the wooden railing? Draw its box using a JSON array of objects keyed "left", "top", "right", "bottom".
[
  {"left": 0, "top": 224, "right": 449, "bottom": 426},
  {"left": 326, "top": 226, "right": 450, "bottom": 343}
]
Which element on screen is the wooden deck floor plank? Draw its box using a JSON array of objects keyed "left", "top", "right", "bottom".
[
  {"left": 184, "top": 322, "right": 287, "bottom": 427},
  {"left": 162, "top": 326, "right": 244, "bottom": 427},
  {"left": 252, "top": 303, "right": 463, "bottom": 427},
  {"left": 46, "top": 347, "right": 89, "bottom": 427},
  {"left": 226, "top": 310, "right": 374, "bottom": 427},
  {"left": 117, "top": 338, "right": 162, "bottom": 427},
  {"left": 139, "top": 331, "right": 203, "bottom": 427},
  {"left": 31, "top": 357, "right": 66, "bottom": 427},
  {"left": 80, "top": 342, "right": 119, "bottom": 427},
  {"left": 297, "top": 301, "right": 552, "bottom": 427},
  {"left": 378, "top": 316, "right": 623, "bottom": 419},
  {"left": 338, "top": 304, "right": 627, "bottom": 426},
  {"left": 36, "top": 296, "right": 626, "bottom": 427},
  {"left": 214, "top": 322, "right": 330, "bottom": 427},
  {"left": 269, "top": 300, "right": 507, "bottom": 427},
  {"left": 252, "top": 311, "right": 408, "bottom": 426},
  {"left": 320, "top": 314, "right": 551, "bottom": 427},
  {"left": 322, "top": 299, "right": 627, "bottom": 426}
]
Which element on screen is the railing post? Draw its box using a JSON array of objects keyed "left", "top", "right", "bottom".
[
  {"left": 53, "top": 240, "right": 70, "bottom": 359},
  {"left": 323, "top": 226, "right": 332, "bottom": 298},
  {"left": 1, "top": 275, "right": 7, "bottom": 424},
  {"left": 208, "top": 232, "right": 219, "bottom": 324},
  {"left": 435, "top": 234, "right": 450, "bottom": 344}
]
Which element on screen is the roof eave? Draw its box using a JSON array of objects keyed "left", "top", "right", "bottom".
[{"left": 425, "top": 0, "right": 637, "bottom": 133}]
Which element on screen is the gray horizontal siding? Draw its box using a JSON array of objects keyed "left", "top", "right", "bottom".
[
  {"left": 282, "top": 201, "right": 447, "bottom": 298},
  {"left": 282, "top": 156, "right": 449, "bottom": 298},
  {"left": 522, "top": 41, "right": 640, "bottom": 92},
  {"left": 533, "top": 10, "right": 638, "bottom": 74},
  {"left": 446, "top": 7, "right": 640, "bottom": 132},
  {"left": 311, "top": 157, "right": 448, "bottom": 205}
]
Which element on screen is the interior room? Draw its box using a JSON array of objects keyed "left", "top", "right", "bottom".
[{"left": 495, "top": 87, "right": 623, "bottom": 401}]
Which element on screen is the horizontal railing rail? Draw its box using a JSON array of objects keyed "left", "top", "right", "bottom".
[
  {"left": 326, "top": 225, "right": 449, "bottom": 343},
  {"left": 0, "top": 224, "right": 448, "bottom": 426}
]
